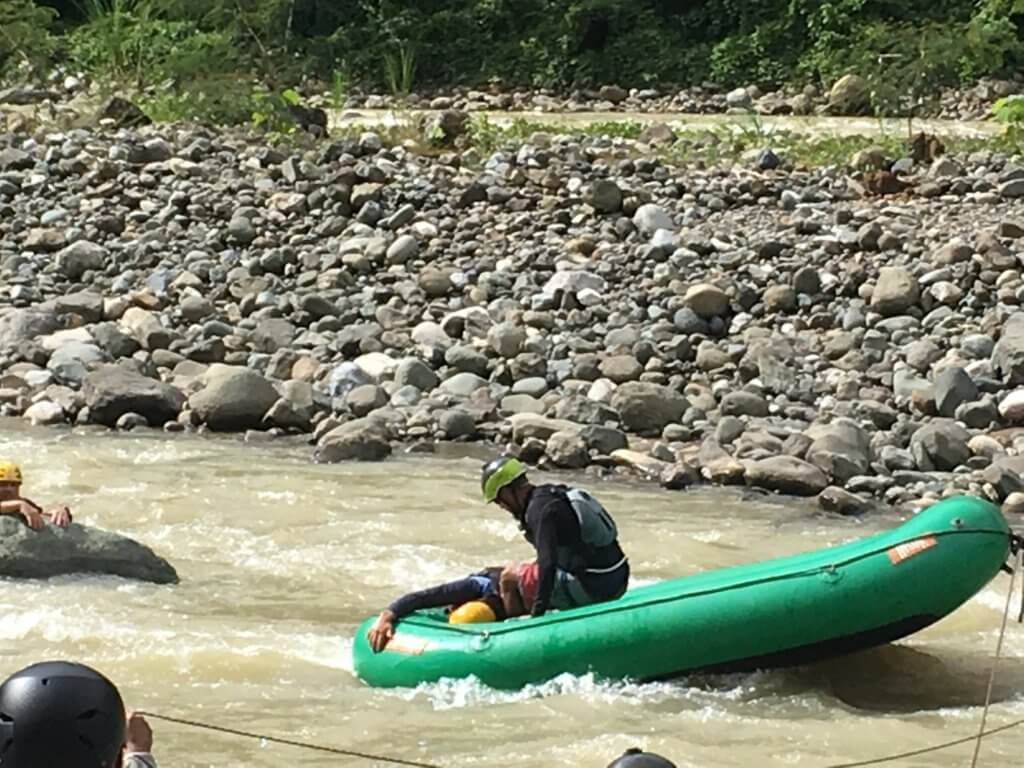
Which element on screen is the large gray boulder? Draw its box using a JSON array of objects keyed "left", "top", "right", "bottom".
[
  {"left": 910, "top": 419, "right": 971, "bottom": 471},
  {"left": 314, "top": 417, "right": 392, "bottom": 462},
  {"left": 48, "top": 291, "right": 105, "bottom": 324},
  {"left": 120, "top": 307, "right": 172, "bottom": 351},
  {"left": 870, "top": 267, "right": 919, "bottom": 316},
  {"left": 698, "top": 438, "right": 746, "bottom": 484},
  {"left": 0, "top": 309, "right": 60, "bottom": 348},
  {"left": 0, "top": 517, "right": 178, "bottom": 584},
  {"left": 804, "top": 419, "right": 872, "bottom": 484},
  {"left": 508, "top": 413, "right": 581, "bottom": 443},
  {"left": 188, "top": 364, "right": 279, "bottom": 430},
  {"left": 251, "top": 319, "right": 296, "bottom": 353},
  {"left": 828, "top": 74, "right": 869, "bottom": 114},
  {"left": 46, "top": 341, "right": 105, "bottom": 386},
  {"left": 546, "top": 431, "right": 590, "bottom": 468},
  {"left": 744, "top": 456, "right": 829, "bottom": 496},
  {"left": 395, "top": 358, "right": 439, "bottom": 391},
  {"left": 993, "top": 313, "right": 1024, "bottom": 385},
  {"left": 684, "top": 283, "right": 730, "bottom": 319},
  {"left": 552, "top": 395, "right": 620, "bottom": 426},
  {"left": 934, "top": 366, "right": 979, "bottom": 417},
  {"left": 611, "top": 382, "right": 689, "bottom": 434},
  {"left": 56, "top": 240, "right": 107, "bottom": 279},
  {"left": 83, "top": 364, "right": 186, "bottom": 427}
]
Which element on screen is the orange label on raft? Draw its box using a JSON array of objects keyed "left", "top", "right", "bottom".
[
  {"left": 386, "top": 634, "right": 430, "bottom": 655},
  {"left": 887, "top": 536, "right": 937, "bottom": 565}
]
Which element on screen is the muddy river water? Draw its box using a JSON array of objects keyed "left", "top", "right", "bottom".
[{"left": 0, "top": 420, "right": 1021, "bottom": 768}]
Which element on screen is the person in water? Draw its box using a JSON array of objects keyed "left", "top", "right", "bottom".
[
  {"left": 367, "top": 565, "right": 528, "bottom": 652},
  {"left": 0, "top": 460, "right": 72, "bottom": 530},
  {"left": 0, "top": 660, "right": 159, "bottom": 768},
  {"left": 482, "top": 456, "right": 629, "bottom": 618}
]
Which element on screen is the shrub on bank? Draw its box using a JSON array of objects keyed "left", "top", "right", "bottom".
[
  {"left": 1, "top": 0, "right": 1023, "bottom": 132},
  {"left": 4, "top": 0, "right": 1024, "bottom": 90}
]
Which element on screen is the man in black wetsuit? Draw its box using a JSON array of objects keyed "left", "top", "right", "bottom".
[
  {"left": 482, "top": 456, "right": 630, "bottom": 618},
  {"left": 366, "top": 457, "right": 629, "bottom": 652}
]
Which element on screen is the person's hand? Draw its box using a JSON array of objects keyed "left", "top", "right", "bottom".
[
  {"left": 124, "top": 711, "right": 153, "bottom": 753},
  {"left": 44, "top": 505, "right": 72, "bottom": 528},
  {"left": 367, "top": 610, "right": 396, "bottom": 653},
  {"left": 17, "top": 501, "right": 44, "bottom": 531}
]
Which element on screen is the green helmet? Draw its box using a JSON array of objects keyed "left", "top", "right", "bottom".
[{"left": 481, "top": 456, "right": 527, "bottom": 503}]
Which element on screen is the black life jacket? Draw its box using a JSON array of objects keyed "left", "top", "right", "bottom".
[{"left": 527, "top": 484, "right": 626, "bottom": 576}]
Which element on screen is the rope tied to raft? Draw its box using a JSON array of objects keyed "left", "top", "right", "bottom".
[
  {"left": 1009, "top": 533, "right": 1024, "bottom": 623},
  {"left": 826, "top": 531, "right": 1024, "bottom": 768},
  {"left": 970, "top": 540, "right": 1022, "bottom": 768},
  {"left": 136, "top": 711, "right": 444, "bottom": 768}
]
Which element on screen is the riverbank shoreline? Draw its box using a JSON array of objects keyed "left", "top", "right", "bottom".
[
  {"left": 0, "top": 415, "right": 852, "bottom": 525},
  {"left": 1, "top": 100, "right": 1024, "bottom": 519}
]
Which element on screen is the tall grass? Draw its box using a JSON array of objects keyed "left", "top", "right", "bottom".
[
  {"left": 73, "top": 0, "right": 154, "bottom": 85},
  {"left": 383, "top": 41, "right": 416, "bottom": 97}
]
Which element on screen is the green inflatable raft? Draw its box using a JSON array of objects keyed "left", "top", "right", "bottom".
[{"left": 352, "top": 495, "right": 1017, "bottom": 690}]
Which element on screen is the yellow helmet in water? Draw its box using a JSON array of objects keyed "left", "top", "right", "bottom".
[
  {"left": 448, "top": 601, "right": 497, "bottom": 624},
  {"left": 0, "top": 461, "right": 22, "bottom": 484}
]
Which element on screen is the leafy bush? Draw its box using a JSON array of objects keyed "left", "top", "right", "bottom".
[
  {"left": 0, "top": 0, "right": 57, "bottom": 78},
  {"left": 993, "top": 94, "right": 1024, "bottom": 142},
  {"left": 6, "top": 0, "right": 1024, "bottom": 95},
  {"left": 66, "top": 0, "right": 237, "bottom": 86},
  {"left": 994, "top": 95, "right": 1024, "bottom": 123},
  {"left": 141, "top": 75, "right": 261, "bottom": 125}
]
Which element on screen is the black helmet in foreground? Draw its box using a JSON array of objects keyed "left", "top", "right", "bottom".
[
  {"left": 0, "top": 661, "right": 126, "bottom": 768},
  {"left": 607, "top": 747, "right": 678, "bottom": 768}
]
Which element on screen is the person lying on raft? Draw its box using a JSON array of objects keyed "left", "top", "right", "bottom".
[
  {"left": 0, "top": 460, "right": 73, "bottom": 530},
  {"left": 367, "top": 564, "right": 539, "bottom": 652}
]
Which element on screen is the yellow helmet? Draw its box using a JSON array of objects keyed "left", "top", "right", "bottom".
[
  {"left": 448, "top": 601, "right": 497, "bottom": 624},
  {"left": 0, "top": 461, "right": 22, "bottom": 484}
]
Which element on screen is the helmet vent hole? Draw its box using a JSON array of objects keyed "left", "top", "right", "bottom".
[
  {"left": 0, "top": 712, "right": 11, "bottom": 724},
  {"left": 76, "top": 708, "right": 99, "bottom": 721}
]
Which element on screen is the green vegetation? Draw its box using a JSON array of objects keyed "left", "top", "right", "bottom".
[
  {"left": 383, "top": 41, "right": 417, "bottom": 98},
  {"left": 451, "top": 114, "right": 1024, "bottom": 170},
  {"left": 0, "top": 0, "right": 57, "bottom": 77},
  {"left": 3, "top": 1, "right": 1022, "bottom": 91},
  {"left": 994, "top": 93, "right": 1024, "bottom": 144},
  {"left": 1, "top": 0, "right": 1023, "bottom": 150}
]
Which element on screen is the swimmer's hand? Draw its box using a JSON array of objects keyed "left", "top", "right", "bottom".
[{"left": 368, "top": 610, "right": 397, "bottom": 653}]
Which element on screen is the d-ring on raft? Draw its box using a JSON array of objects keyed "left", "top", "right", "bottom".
[{"left": 352, "top": 495, "right": 1015, "bottom": 690}]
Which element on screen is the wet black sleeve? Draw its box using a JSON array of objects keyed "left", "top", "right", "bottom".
[
  {"left": 529, "top": 502, "right": 561, "bottom": 617},
  {"left": 387, "top": 576, "right": 490, "bottom": 619}
]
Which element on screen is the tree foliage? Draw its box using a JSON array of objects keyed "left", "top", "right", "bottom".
[
  {"left": 0, "top": 0, "right": 57, "bottom": 77},
  {"left": 8, "top": 0, "right": 1024, "bottom": 93}
]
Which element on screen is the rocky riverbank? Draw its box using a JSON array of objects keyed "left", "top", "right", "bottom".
[
  {"left": 3, "top": 71, "right": 1021, "bottom": 129},
  {"left": 328, "top": 74, "right": 1023, "bottom": 123},
  {"left": 2, "top": 109, "right": 1024, "bottom": 517}
]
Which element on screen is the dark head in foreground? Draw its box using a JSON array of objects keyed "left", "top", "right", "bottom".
[
  {"left": 607, "top": 748, "right": 678, "bottom": 768},
  {"left": 0, "top": 661, "right": 126, "bottom": 768}
]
